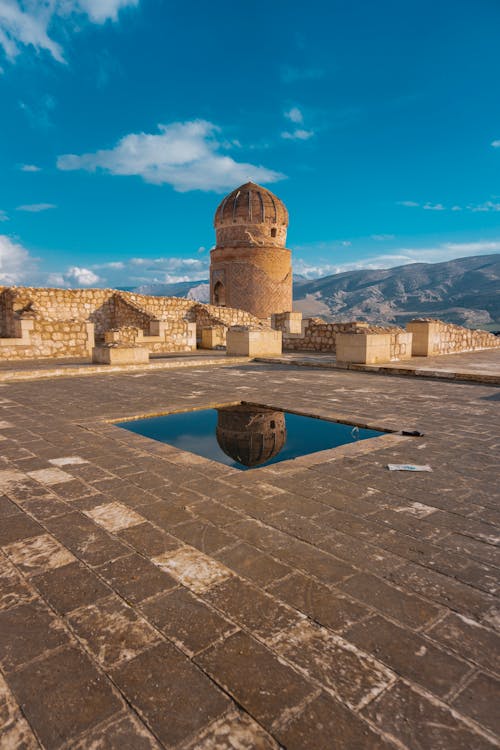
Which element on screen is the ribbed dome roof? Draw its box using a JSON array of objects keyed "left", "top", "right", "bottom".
[
  {"left": 214, "top": 182, "right": 288, "bottom": 228},
  {"left": 215, "top": 405, "right": 287, "bottom": 468}
]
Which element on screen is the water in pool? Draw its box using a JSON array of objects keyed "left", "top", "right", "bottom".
[{"left": 117, "top": 404, "right": 384, "bottom": 471}]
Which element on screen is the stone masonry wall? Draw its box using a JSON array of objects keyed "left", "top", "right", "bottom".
[
  {"left": 409, "top": 318, "right": 500, "bottom": 355},
  {"left": 0, "top": 319, "right": 93, "bottom": 360},
  {"left": 0, "top": 286, "right": 265, "bottom": 360},
  {"left": 282, "top": 319, "right": 367, "bottom": 353}
]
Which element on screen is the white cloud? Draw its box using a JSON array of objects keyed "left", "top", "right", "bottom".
[
  {"left": 281, "top": 129, "right": 314, "bottom": 141},
  {"left": 57, "top": 120, "right": 285, "bottom": 192},
  {"left": 491, "top": 140, "right": 500, "bottom": 148},
  {"left": 284, "top": 107, "right": 303, "bottom": 124},
  {"left": 398, "top": 199, "right": 500, "bottom": 213},
  {"left": 17, "top": 203, "right": 56, "bottom": 212},
  {"left": 0, "top": 209, "right": 8, "bottom": 221},
  {"left": 48, "top": 266, "right": 101, "bottom": 287},
  {"left": 0, "top": 233, "right": 38, "bottom": 283},
  {"left": 371, "top": 234, "right": 395, "bottom": 241},
  {"left": 0, "top": 0, "right": 138, "bottom": 64},
  {"left": 20, "top": 163, "right": 41, "bottom": 172},
  {"left": 468, "top": 200, "right": 500, "bottom": 213}
]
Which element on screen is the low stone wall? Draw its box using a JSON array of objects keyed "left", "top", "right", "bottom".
[
  {"left": 0, "top": 286, "right": 265, "bottom": 360},
  {"left": 0, "top": 319, "right": 94, "bottom": 360},
  {"left": 407, "top": 319, "right": 500, "bottom": 356},
  {"left": 282, "top": 319, "right": 368, "bottom": 353}
]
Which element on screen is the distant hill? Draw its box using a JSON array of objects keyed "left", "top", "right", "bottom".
[
  {"left": 128, "top": 254, "right": 500, "bottom": 329},
  {"left": 292, "top": 254, "right": 500, "bottom": 328}
]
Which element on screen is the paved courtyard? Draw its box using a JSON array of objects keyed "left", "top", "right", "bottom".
[{"left": 0, "top": 362, "right": 499, "bottom": 749}]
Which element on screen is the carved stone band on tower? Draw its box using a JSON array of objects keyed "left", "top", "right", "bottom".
[{"left": 210, "top": 182, "right": 293, "bottom": 319}]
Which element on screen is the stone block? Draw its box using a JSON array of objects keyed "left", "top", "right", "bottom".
[
  {"left": 92, "top": 344, "right": 149, "bottom": 366},
  {"left": 226, "top": 327, "right": 282, "bottom": 357},
  {"left": 201, "top": 326, "right": 226, "bottom": 349},
  {"left": 392, "top": 331, "right": 413, "bottom": 360},
  {"left": 406, "top": 320, "right": 440, "bottom": 356},
  {"left": 271, "top": 311, "right": 303, "bottom": 334},
  {"left": 336, "top": 332, "right": 391, "bottom": 364}
]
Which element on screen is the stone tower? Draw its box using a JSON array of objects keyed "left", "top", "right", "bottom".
[{"left": 210, "top": 182, "right": 292, "bottom": 319}]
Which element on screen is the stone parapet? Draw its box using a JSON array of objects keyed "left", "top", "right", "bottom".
[
  {"left": 281, "top": 319, "right": 368, "bottom": 353},
  {"left": 407, "top": 318, "right": 500, "bottom": 356},
  {"left": 0, "top": 286, "right": 264, "bottom": 361}
]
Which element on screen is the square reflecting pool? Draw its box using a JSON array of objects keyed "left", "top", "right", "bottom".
[{"left": 117, "top": 404, "right": 385, "bottom": 471}]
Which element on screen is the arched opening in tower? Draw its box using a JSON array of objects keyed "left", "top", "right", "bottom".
[{"left": 213, "top": 281, "right": 226, "bottom": 306}]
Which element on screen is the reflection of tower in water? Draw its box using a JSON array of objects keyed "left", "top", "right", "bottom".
[{"left": 216, "top": 405, "right": 287, "bottom": 468}]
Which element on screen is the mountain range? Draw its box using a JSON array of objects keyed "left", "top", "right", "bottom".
[{"left": 129, "top": 254, "right": 500, "bottom": 329}]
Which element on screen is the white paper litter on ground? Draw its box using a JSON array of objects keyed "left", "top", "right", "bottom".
[{"left": 387, "top": 464, "right": 432, "bottom": 472}]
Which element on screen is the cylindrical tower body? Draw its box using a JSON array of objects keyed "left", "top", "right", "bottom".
[{"left": 210, "top": 182, "right": 292, "bottom": 319}]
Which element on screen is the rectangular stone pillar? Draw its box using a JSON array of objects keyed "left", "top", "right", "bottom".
[
  {"left": 226, "top": 327, "right": 282, "bottom": 357},
  {"left": 406, "top": 320, "right": 440, "bottom": 356},
  {"left": 336, "top": 332, "right": 392, "bottom": 364}
]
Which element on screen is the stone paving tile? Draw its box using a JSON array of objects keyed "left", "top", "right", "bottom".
[
  {"left": 17, "top": 493, "right": 70, "bottom": 521},
  {"left": 203, "top": 575, "right": 304, "bottom": 642},
  {"left": 216, "top": 541, "right": 290, "bottom": 587},
  {"left": 275, "top": 691, "right": 392, "bottom": 750},
  {"left": 195, "top": 630, "right": 315, "bottom": 730},
  {"left": 0, "top": 495, "right": 23, "bottom": 517},
  {"left": 8, "top": 645, "right": 123, "bottom": 749},
  {"left": 68, "top": 594, "right": 160, "bottom": 668},
  {"left": 267, "top": 570, "right": 369, "bottom": 632},
  {"left": 272, "top": 619, "right": 394, "bottom": 710},
  {"left": 83, "top": 501, "right": 145, "bottom": 533},
  {"left": 0, "top": 598, "right": 69, "bottom": 672},
  {"left": 117, "top": 521, "right": 181, "bottom": 557},
  {"left": 152, "top": 546, "right": 232, "bottom": 594},
  {"left": 44, "top": 512, "right": 129, "bottom": 566},
  {"left": 48, "top": 456, "right": 89, "bottom": 466},
  {"left": 68, "top": 712, "right": 162, "bottom": 750},
  {"left": 141, "top": 586, "right": 237, "bottom": 656},
  {"left": 338, "top": 572, "right": 442, "bottom": 629},
  {"left": 3, "top": 534, "right": 75, "bottom": 576},
  {"left": 111, "top": 642, "right": 230, "bottom": 747},
  {"left": 426, "top": 612, "right": 500, "bottom": 675},
  {"left": 0, "top": 552, "right": 36, "bottom": 607},
  {"left": 171, "top": 519, "right": 234, "bottom": 554},
  {"left": 363, "top": 679, "right": 498, "bottom": 749},
  {"left": 27, "top": 467, "right": 74, "bottom": 485},
  {"left": 452, "top": 672, "right": 500, "bottom": 736},
  {"left": 0, "top": 673, "right": 40, "bottom": 750},
  {"left": 184, "top": 497, "right": 244, "bottom": 527},
  {"left": 141, "top": 500, "right": 194, "bottom": 529},
  {"left": 181, "top": 708, "right": 280, "bottom": 749},
  {"left": 345, "top": 614, "right": 472, "bottom": 699},
  {"left": 0, "top": 514, "right": 44, "bottom": 546},
  {"left": 272, "top": 535, "right": 355, "bottom": 586},
  {"left": 97, "top": 553, "right": 177, "bottom": 604},
  {"left": 383, "top": 561, "right": 497, "bottom": 622},
  {"left": 32, "top": 560, "right": 111, "bottom": 615}
]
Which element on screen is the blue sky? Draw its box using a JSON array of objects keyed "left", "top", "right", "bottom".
[{"left": 1, "top": 0, "right": 499, "bottom": 288}]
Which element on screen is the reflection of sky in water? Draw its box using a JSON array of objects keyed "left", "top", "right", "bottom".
[{"left": 118, "top": 408, "right": 383, "bottom": 471}]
